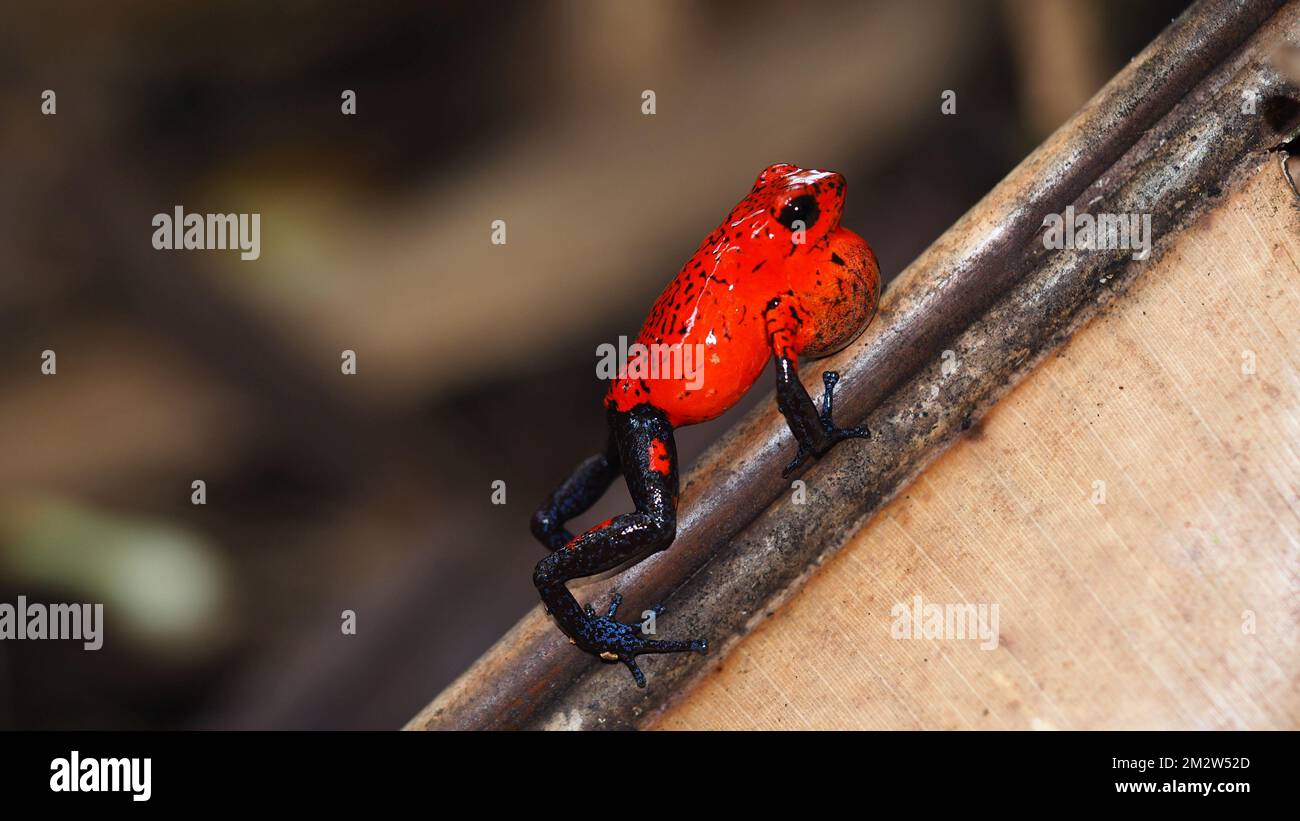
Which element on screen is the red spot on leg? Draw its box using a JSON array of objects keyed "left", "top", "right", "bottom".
[
  {"left": 565, "top": 517, "right": 614, "bottom": 549},
  {"left": 648, "top": 438, "right": 672, "bottom": 476}
]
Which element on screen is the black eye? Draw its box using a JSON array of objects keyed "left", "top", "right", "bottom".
[{"left": 776, "top": 194, "right": 819, "bottom": 231}]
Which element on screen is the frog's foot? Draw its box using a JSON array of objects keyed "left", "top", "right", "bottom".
[
  {"left": 818, "top": 370, "right": 870, "bottom": 440},
  {"left": 783, "top": 371, "right": 869, "bottom": 477},
  {"left": 576, "top": 594, "right": 707, "bottom": 688}
]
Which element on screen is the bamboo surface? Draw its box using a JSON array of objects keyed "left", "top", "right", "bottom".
[{"left": 654, "top": 162, "right": 1300, "bottom": 729}]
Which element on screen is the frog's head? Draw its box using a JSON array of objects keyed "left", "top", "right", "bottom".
[
  {"left": 750, "top": 163, "right": 847, "bottom": 249},
  {"left": 748, "top": 165, "right": 879, "bottom": 358}
]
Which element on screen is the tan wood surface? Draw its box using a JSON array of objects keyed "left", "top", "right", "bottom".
[{"left": 653, "top": 162, "right": 1300, "bottom": 730}]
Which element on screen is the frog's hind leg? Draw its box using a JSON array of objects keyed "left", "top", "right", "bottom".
[
  {"left": 530, "top": 431, "right": 621, "bottom": 551},
  {"left": 532, "top": 403, "right": 706, "bottom": 686}
]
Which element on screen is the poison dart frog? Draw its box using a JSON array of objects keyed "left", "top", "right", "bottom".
[{"left": 531, "top": 163, "right": 881, "bottom": 687}]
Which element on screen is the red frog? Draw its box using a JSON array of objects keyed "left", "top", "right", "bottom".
[{"left": 531, "top": 163, "right": 881, "bottom": 686}]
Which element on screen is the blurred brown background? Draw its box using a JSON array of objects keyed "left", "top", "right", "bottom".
[{"left": 0, "top": 0, "right": 1188, "bottom": 729}]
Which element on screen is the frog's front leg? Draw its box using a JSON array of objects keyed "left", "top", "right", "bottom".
[
  {"left": 764, "top": 296, "right": 870, "bottom": 478},
  {"left": 532, "top": 404, "right": 707, "bottom": 687}
]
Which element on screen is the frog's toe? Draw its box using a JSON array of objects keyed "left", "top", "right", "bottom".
[
  {"left": 640, "top": 637, "right": 708, "bottom": 655},
  {"left": 604, "top": 592, "right": 623, "bottom": 619},
  {"left": 622, "top": 656, "right": 647, "bottom": 688},
  {"left": 782, "top": 448, "right": 813, "bottom": 478},
  {"left": 838, "top": 424, "right": 870, "bottom": 440}
]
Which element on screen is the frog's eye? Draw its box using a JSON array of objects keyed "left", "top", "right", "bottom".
[{"left": 776, "top": 194, "right": 819, "bottom": 231}]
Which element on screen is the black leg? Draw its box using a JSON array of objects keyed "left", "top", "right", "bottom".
[
  {"left": 532, "top": 404, "right": 707, "bottom": 687},
  {"left": 530, "top": 432, "right": 621, "bottom": 551},
  {"left": 774, "top": 357, "right": 869, "bottom": 478},
  {"left": 762, "top": 296, "right": 869, "bottom": 477}
]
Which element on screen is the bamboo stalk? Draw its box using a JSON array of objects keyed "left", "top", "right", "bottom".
[{"left": 408, "top": 0, "right": 1297, "bottom": 731}]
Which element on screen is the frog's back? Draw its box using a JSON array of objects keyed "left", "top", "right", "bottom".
[{"left": 605, "top": 227, "right": 777, "bottom": 427}]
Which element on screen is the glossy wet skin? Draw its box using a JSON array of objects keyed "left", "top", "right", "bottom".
[
  {"left": 607, "top": 163, "right": 880, "bottom": 426},
  {"left": 532, "top": 164, "right": 880, "bottom": 687}
]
